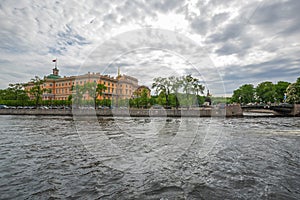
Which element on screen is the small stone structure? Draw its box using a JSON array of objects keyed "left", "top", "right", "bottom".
[{"left": 292, "top": 104, "right": 300, "bottom": 116}]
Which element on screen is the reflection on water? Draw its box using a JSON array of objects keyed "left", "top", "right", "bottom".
[{"left": 0, "top": 115, "right": 299, "bottom": 199}]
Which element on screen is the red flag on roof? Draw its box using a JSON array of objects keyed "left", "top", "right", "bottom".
[{"left": 52, "top": 59, "right": 56, "bottom": 62}]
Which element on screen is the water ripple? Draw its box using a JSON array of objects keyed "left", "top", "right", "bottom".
[{"left": 0, "top": 116, "right": 299, "bottom": 199}]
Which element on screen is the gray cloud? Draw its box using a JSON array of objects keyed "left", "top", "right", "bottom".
[
  {"left": 0, "top": 0, "right": 299, "bottom": 96},
  {"left": 221, "top": 58, "right": 300, "bottom": 92},
  {"left": 212, "top": 12, "right": 230, "bottom": 26},
  {"left": 190, "top": 18, "right": 208, "bottom": 35},
  {"left": 147, "top": 0, "right": 185, "bottom": 13},
  {"left": 208, "top": 22, "right": 245, "bottom": 43}
]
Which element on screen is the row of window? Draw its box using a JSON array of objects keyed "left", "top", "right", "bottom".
[
  {"left": 116, "top": 89, "right": 131, "bottom": 95},
  {"left": 43, "top": 80, "right": 118, "bottom": 87},
  {"left": 44, "top": 87, "right": 132, "bottom": 95},
  {"left": 56, "top": 88, "right": 72, "bottom": 94},
  {"left": 43, "top": 96, "right": 68, "bottom": 100}
]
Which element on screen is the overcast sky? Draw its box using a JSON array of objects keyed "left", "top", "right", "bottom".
[{"left": 0, "top": 0, "right": 299, "bottom": 96}]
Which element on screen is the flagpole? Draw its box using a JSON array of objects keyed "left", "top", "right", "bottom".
[{"left": 55, "top": 58, "right": 57, "bottom": 69}]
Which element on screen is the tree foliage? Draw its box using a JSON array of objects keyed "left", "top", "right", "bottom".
[
  {"left": 286, "top": 77, "right": 300, "bottom": 103},
  {"left": 274, "top": 81, "right": 290, "bottom": 102},
  {"left": 231, "top": 84, "right": 255, "bottom": 104},
  {"left": 71, "top": 84, "right": 84, "bottom": 107},
  {"left": 231, "top": 78, "right": 298, "bottom": 104},
  {"left": 180, "top": 75, "right": 204, "bottom": 106},
  {"left": 28, "top": 76, "right": 48, "bottom": 107},
  {"left": 0, "top": 83, "right": 29, "bottom": 104},
  {"left": 83, "top": 82, "right": 107, "bottom": 109},
  {"left": 152, "top": 75, "right": 205, "bottom": 108},
  {"left": 256, "top": 81, "right": 276, "bottom": 103},
  {"left": 152, "top": 77, "right": 172, "bottom": 107}
]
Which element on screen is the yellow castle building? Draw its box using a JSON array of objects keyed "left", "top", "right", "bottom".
[{"left": 25, "top": 65, "right": 149, "bottom": 101}]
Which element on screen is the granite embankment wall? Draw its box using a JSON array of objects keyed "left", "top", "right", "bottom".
[
  {"left": 292, "top": 104, "right": 300, "bottom": 116},
  {"left": 0, "top": 105, "right": 243, "bottom": 117}
]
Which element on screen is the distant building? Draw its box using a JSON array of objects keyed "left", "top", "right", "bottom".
[
  {"left": 25, "top": 65, "right": 142, "bottom": 101},
  {"left": 116, "top": 74, "right": 139, "bottom": 100},
  {"left": 134, "top": 85, "right": 151, "bottom": 98}
]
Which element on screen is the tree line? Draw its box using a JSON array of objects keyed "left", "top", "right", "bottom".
[
  {"left": 151, "top": 75, "right": 206, "bottom": 108},
  {"left": 4, "top": 75, "right": 298, "bottom": 108},
  {"left": 1, "top": 75, "right": 211, "bottom": 108},
  {"left": 231, "top": 77, "right": 300, "bottom": 104},
  {"left": 0, "top": 76, "right": 108, "bottom": 108}
]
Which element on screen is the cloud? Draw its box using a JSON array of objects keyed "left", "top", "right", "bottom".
[{"left": 0, "top": 0, "right": 299, "bottom": 97}]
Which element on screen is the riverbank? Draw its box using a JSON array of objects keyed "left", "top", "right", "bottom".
[
  {"left": 1, "top": 104, "right": 299, "bottom": 117},
  {"left": 0, "top": 105, "right": 243, "bottom": 117}
]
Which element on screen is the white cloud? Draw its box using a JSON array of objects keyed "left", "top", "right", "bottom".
[{"left": 0, "top": 0, "right": 299, "bottom": 96}]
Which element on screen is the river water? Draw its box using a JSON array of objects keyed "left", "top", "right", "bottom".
[{"left": 0, "top": 115, "right": 299, "bottom": 199}]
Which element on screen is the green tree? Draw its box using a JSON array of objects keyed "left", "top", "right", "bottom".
[
  {"left": 274, "top": 81, "right": 290, "bottom": 103},
  {"left": 156, "top": 91, "right": 167, "bottom": 106},
  {"left": 83, "top": 82, "right": 107, "bottom": 109},
  {"left": 169, "top": 76, "right": 182, "bottom": 109},
  {"left": 0, "top": 84, "right": 29, "bottom": 104},
  {"left": 8, "top": 83, "right": 29, "bottom": 102},
  {"left": 256, "top": 81, "right": 276, "bottom": 103},
  {"left": 231, "top": 84, "right": 255, "bottom": 104},
  {"left": 197, "top": 95, "right": 206, "bottom": 105},
  {"left": 181, "top": 75, "right": 194, "bottom": 104},
  {"left": 148, "top": 96, "right": 157, "bottom": 106},
  {"left": 71, "top": 85, "right": 84, "bottom": 107},
  {"left": 286, "top": 77, "right": 300, "bottom": 103},
  {"left": 193, "top": 80, "right": 205, "bottom": 96},
  {"left": 68, "top": 95, "right": 72, "bottom": 101},
  {"left": 28, "top": 76, "right": 47, "bottom": 107},
  {"left": 152, "top": 77, "right": 172, "bottom": 107},
  {"left": 181, "top": 75, "right": 203, "bottom": 106},
  {"left": 140, "top": 89, "right": 149, "bottom": 108}
]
